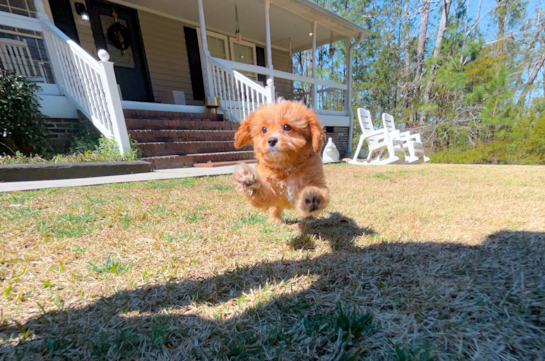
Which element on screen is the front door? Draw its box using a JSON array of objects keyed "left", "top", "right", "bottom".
[{"left": 87, "top": 0, "right": 153, "bottom": 102}]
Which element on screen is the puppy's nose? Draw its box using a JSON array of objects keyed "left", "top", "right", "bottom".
[{"left": 268, "top": 137, "right": 278, "bottom": 147}]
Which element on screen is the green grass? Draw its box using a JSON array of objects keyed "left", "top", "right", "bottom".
[
  {"left": 88, "top": 255, "right": 133, "bottom": 275},
  {"left": 1, "top": 164, "right": 545, "bottom": 360}
]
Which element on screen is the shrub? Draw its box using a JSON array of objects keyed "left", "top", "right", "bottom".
[
  {"left": 0, "top": 71, "right": 50, "bottom": 156},
  {"left": 69, "top": 119, "right": 102, "bottom": 154},
  {"left": 0, "top": 136, "right": 141, "bottom": 164}
]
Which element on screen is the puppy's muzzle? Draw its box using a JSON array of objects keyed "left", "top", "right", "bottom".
[{"left": 268, "top": 137, "right": 278, "bottom": 147}]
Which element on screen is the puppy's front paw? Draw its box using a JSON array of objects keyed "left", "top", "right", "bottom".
[
  {"left": 233, "top": 163, "right": 260, "bottom": 190},
  {"left": 299, "top": 187, "right": 329, "bottom": 215}
]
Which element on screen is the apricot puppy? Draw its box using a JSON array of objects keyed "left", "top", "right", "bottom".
[{"left": 233, "top": 100, "right": 330, "bottom": 224}]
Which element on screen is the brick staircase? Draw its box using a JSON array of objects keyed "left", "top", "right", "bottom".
[{"left": 124, "top": 109, "right": 255, "bottom": 169}]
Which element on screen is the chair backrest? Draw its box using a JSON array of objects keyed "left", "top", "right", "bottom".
[
  {"left": 382, "top": 113, "right": 396, "bottom": 133},
  {"left": 357, "top": 108, "right": 375, "bottom": 134},
  {"left": 357, "top": 108, "right": 381, "bottom": 146},
  {"left": 0, "top": 38, "right": 39, "bottom": 78}
]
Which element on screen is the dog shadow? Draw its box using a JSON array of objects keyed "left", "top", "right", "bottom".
[
  {"left": 1, "top": 221, "right": 544, "bottom": 360},
  {"left": 287, "top": 212, "right": 375, "bottom": 251}
]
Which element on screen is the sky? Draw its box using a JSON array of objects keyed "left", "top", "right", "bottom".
[{"left": 470, "top": 0, "right": 544, "bottom": 39}]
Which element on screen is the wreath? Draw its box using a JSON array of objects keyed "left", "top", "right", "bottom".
[{"left": 107, "top": 22, "right": 132, "bottom": 51}]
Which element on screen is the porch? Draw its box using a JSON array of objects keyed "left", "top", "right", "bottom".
[{"left": 0, "top": 0, "right": 370, "bottom": 158}]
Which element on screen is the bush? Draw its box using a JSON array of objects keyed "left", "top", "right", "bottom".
[
  {"left": 0, "top": 136, "right": 142, "bottom": 164},
  {"left": 0, "top": 71, "right": 50, "bottom": 156},
  {"left": 69, "top": 120, "right": 102, "bottom": 154},
  {"left": 431, "top": 105, "right": 545, "bottom": 165}
]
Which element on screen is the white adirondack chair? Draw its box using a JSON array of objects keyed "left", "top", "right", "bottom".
[
  {"left": 0, "top": 38, "right": 46, "bottom": 82},
  {"left": 349, "top": 108, "right": 406, "bottom": 165},
  {"left": 382, "top": 113, "right": 429, "bottom": 163}
]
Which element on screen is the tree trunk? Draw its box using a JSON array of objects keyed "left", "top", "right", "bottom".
[
  {"left": 410, "top": 0, "right": 431, "bottom": 125},
  {"left": 495, "top": 0, "right": 507, "bottom": 54},
  {"left": 474, "top": 0, "right": 482, "bottom": 30},
  {"left": 402, "top": 0, "right": 412, "bottom": 115},
  {"left": 464, "top": 0, "right": 470, "bottom": 34},
  {"left": 517, "top": 52, "right": 545, "bottom": 106},
  {"left": 419, "top": 0, "right": 452, "bottom": 125}
]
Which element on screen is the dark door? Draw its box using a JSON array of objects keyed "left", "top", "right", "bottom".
[
  {"left": 87, "top": 0, "right": 153, "bottom": 102},
  {"left": 49, "top": 0, "right": 80, "bottom": 44}
]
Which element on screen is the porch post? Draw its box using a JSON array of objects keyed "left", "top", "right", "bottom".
[
  {"left": 346, "top": 33, "right": 364, "bottom": 152},
  {"left": 311, "top": 21, "right": 317, "bottom": 110},
  {"left": 33, "top": 0, "right": 52, "bottom": 21},
  {"left": 346, "top": 37, "right": 354, "bottom": 152},
  {"left": 197, "top": 0, "right": 213, "bottom": 98},
  {"left": 34, "top": 0, "right": 64, "bottom": 91},
  {"left": 264, "top": 0, "right": 274, "bottom": 80}
]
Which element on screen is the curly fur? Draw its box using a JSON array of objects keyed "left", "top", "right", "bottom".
[{"left": 232, "top": 101, "right": 330, "bottom": 224}]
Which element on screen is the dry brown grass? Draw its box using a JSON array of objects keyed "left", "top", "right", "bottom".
[{"left": 1, "top": 164, "right": 545, "bottom": 360}]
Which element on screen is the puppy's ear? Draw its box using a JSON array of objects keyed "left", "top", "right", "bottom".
[
  {"left": 306, "top": 110, "right": 325, "bottom": 153},
  {"left": 234, "top": 114, "right": 253, "bottom": 149}
]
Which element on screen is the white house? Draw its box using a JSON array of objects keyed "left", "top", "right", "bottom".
[{"left": 0, "top": 0, "right": 370, "bottom": 167}]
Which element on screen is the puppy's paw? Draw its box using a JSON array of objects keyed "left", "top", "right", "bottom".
[
  {"left": 233, "top": 163, "right": 260, "bottom": 190},
  {"left": 299, "top": 187, "right": 328, "bottom": 215}
]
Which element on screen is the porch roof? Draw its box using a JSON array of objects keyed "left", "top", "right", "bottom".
[{"left": 111, "top": 0, "right": 371, "bottom": 52}]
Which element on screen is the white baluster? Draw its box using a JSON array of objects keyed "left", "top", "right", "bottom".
[
  {"left": 97, "top": 49, "right": 131, "bottom": 155},
  {"left": 220, "top": 69, "right": 227, "bottom": 105}
]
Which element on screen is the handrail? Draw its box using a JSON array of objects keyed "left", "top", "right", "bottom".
[
  {"left": 210, "top": 57, "right": 270, "bottom": 76},
  {"left": 207, "top": 55, "right": 274, "bottom": 122},
  {"left": 40, "top": 19, "right": 130, "bottom": 155},
  {"left": 273, "top": 69, "right": 347, "bottom": 90},
  {"left": 209, "top": 56, "right": 347, "bottom": 90}
]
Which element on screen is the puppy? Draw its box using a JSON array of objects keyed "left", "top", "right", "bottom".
[{"left": 233, "top": 100, "right": 330, "bottom": 225}]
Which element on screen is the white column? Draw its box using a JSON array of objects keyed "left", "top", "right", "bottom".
[
  {"left": 311, "top": 21, "right": 317, "bottom": 110},
  {"left": 346, "top": 33, "right": 364, "bottom": 152},
  {"left": 197, "top": 0, "right": 213, "bottom": 98},
  {"left": 265, "top": 0, "right": 274, "bottom": 80},
  {"left": 98, "top": 50, "right": 131, "bottom": 156},
  {"left": 33, "top": 0, "right": 51, "bottom": 20},
  {"left": 34, "top": 0, "right": 64, "bottom": 91},
  {"left": 345, "top": 37, "right": 352, "bottom": 116}
]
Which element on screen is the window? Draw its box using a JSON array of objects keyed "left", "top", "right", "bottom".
[
  {"left": 0, "top": 0, "right": 37, "bottom": 18},
  {"left": 229, "top": 38, "right": 257, "bottom": 80},
  {"left": 196, "top": 28, "right": 228, "bottom": 60}
]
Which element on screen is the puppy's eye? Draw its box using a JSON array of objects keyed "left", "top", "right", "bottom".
[
  {"left": 262, "top": 127, "right": 267, "bottom": 134},
  {"left": 283, "top": 124, "right": 292, "bottom": 131}
]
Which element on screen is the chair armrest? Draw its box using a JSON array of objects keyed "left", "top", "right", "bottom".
[{"left": 361, "top": 128, "right": 387, "bottom": 140}]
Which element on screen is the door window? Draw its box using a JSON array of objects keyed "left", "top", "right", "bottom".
[
  {"left": 196, "top": 28, "right": 228, "bottom": 60},
  {"left": 229, "top": 38, "right": 257, "bottom": 80}
]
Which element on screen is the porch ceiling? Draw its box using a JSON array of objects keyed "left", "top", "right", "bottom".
[{"left": 111, "top": 0, "right": 371, "bottom": 52}]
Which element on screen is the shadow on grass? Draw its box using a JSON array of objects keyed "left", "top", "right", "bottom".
[{"left": 1, "top": 216, "right": 544, "bottom": 360}]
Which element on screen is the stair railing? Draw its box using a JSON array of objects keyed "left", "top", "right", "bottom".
[
  {"left": 207, "top": 56, "right": 275, "bottom": 122},
  {"left": 40, "top": 19, "right": 131, "bottom": 155}
]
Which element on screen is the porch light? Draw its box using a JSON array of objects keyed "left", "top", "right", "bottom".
[
  {"left": 75, "top": 3, "right": 90, "bottom": 22},
  {"left": 309, "top": 32, "right": 313, "bottom": 36}
]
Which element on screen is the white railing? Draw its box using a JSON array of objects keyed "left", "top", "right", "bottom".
[
  {"left": 0, "top": 10, "right": 130, "bottom": 155},
  {"left": 207, "top": 56, "right": 274, "bottom": 122},
  {"left": 0, "top": 38, "right": 47, "bottom": 82},
  {"left": 208, "top": 57, "right": 348, "bottom": 116},
  {"left": 40, "top": 19, "right": 130, "bottom": 155}
]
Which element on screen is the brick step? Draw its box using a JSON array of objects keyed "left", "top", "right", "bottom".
[
  {"left": 138, "top": 141, "right": 251, "bottom": 157},
  {"left": 193, "top": 159, "right": 257, "bottom": 168},
  {"left": 142, "top": 151, "right": 255, "bottom": 169},
  {"left": 126, "top": 118, "right": 240, "bottom": 131},
  {"left": 129, "top": 129, "right": 236, "bottom": 143},
  {"left": 123, "top": 109, "right": 224, "bottom": 122}
]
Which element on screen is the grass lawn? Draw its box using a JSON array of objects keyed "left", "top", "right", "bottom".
[{"left": 1, "top": 164, "right": 545, "bottom": 360}]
